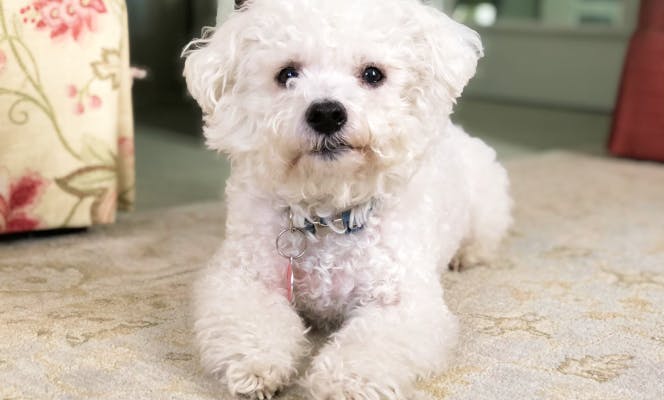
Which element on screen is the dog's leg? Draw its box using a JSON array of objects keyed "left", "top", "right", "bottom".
[
  {"left": 193, "top": 255, "right": 309, "bottom": 399},
  {"left": 452, "top": 133, "right": 512, "bottom": 270},
  {"left": 302, "top": 281, "right": 457, "bottom": 400}
]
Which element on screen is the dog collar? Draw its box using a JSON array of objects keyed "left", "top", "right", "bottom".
[
  {"left": 301, "top": 211, "right": 364, "bottom": 235},
  {"left": 290, "top": 200, "right": 375, "bottom": 236}
]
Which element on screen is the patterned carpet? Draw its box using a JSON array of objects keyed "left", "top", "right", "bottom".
[{"left": 1, "top": 152, "right": 663, "bottom": 399}]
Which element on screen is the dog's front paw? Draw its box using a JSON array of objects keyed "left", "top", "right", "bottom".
[
  {"left": 302, "top": 354, "right": 401, "bottom": 400},
  {"left": 224, "top": 358, "right": 294, "bottom": 400}
]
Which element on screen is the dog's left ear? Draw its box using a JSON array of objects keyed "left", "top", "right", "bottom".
[{"left": 419, "top": 8, "right": 484, "bottom": 100}]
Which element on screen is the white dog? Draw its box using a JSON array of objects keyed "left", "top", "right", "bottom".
[{"left": 183, "top": 0, "right": 511, "bottom": 398}]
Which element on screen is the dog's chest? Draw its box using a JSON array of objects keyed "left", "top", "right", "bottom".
[{"left": 291, "top": 228, "right": 400, "bottom": 321}]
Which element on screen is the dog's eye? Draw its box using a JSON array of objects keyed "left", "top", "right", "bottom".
[
  {"left": 362, "top": 66, "right": 384, "bottom": 86},
  {"left": 276, "top": 66, "right": 299, "bottom": 87}
]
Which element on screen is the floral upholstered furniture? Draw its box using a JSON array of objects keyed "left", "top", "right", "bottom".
[{"left": 0, "top": 0, "right": 134, "bottom": 234}]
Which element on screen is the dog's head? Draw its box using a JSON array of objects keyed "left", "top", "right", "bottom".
[{"left": 184, "top": 0, "right": 482, "bottom": 211}]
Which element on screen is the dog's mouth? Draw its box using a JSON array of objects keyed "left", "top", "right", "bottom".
[{"left": 310, "top": 139, "right": 352, "bottom": 159}]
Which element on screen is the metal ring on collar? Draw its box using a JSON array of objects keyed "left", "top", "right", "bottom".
[{"left": 276, "top": 228, "right": 307, "bottom": 259}]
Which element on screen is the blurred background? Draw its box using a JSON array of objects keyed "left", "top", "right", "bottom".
[{"left": 127, "top": 0, "right": 639, "bottom": 210}]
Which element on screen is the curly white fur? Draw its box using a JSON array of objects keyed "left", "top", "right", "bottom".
[{"left": 183, "top": 0, "right": 512, "bottom": 398}]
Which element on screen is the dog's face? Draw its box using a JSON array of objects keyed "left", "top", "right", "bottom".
[{"left": 184, "top": 0, "right": 482, "bottom": 211}]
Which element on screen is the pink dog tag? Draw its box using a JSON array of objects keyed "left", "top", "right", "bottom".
[
  {"left": 285, "top": 257, "right": 294, "bottom": 303},
  {"left": 276, "top": 212, "right": 307, "bottom": 304}
]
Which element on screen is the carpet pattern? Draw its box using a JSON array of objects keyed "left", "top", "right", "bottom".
[{"left": 1, "top": 152, "right": 663, "bottom": 399}]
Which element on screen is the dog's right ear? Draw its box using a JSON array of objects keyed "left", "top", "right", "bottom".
[
  {"left": 183, "top": 0, "right": 258, "bottom": 114},
  {"left": 182, "top": 22, "right": 240, "bottom": 116}
]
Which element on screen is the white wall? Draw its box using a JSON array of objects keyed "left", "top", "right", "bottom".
[
  {"left": 466, "top": 0, "right": 639, "bottom": 112},
  {"left": 217, "top": 0, "right": 233, "bottom": 24},
  {"left": 467, "top": 26, "right": 632, "bottom": 112}
]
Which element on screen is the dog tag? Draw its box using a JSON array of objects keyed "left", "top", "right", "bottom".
[
  {"left": 276, "top": 218, "right": 307, "bottom": 303},
  {"left": 285, "top": 257, "right": 294, "bottom": 303}
]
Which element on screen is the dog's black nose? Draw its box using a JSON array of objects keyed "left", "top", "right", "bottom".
[{"left": 305, "top": 100, "right": 347, "bottom": 136}]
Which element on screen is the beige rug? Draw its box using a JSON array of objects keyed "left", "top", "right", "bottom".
[{"left": 1, "top": 152, "right": 663, "bottom": 400}]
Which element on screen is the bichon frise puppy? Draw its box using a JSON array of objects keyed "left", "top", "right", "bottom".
[{"left": 183, "top": 0, "right": 511, "bottom": 398}]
